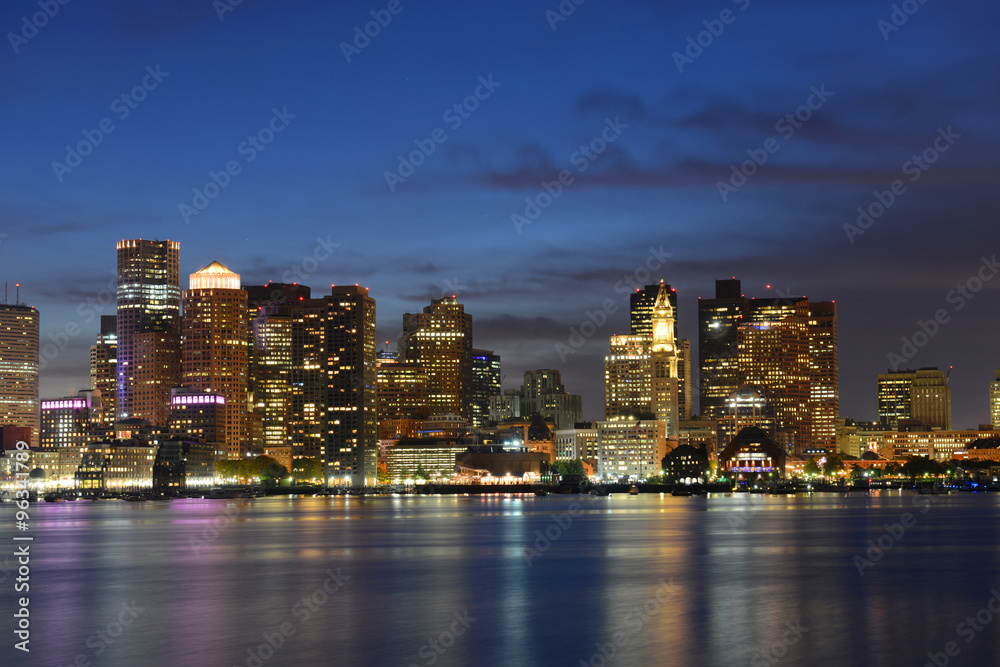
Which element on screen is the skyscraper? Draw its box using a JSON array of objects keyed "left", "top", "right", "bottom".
[
  {"left": 698, "top": 279, "right": 747, "bottom": 421},
  {"left": 877, "top": 370, "right": 913, "bottom": 428},
  {"left": 116, "top": 239, "right": 181, "bottom": 426},
  {"left": 246, "top": 282, "right": 310, "bottom": 470},
  {"left": 292, "top": 286, "right": 377, "bottom": 485},
  {"left": 0, "top": 301, "right": 40, "bottom": 445},
  {"left": 399, "top": 296, "right": 473, "bottom": 420},
  {"left": 469, "top": 349, "right": 500, "bottom": 428},
  {"left": 910, "top": 367, "right": 951, "bottom": 430},
  {"left": 878, "top": 367, "right": 951, "bottom": 430},
  {"left": 182, "top": 261, "right": 249, "bottom": 459},
  {"left": 89, "top": 315, "right": 117, "bottom": 429},
  {"left": 991, "top": 370, "right": 1000, "bottom": 429}
]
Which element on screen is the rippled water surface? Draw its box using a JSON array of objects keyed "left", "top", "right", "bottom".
[{"left": 4, "top": 491, "right": 1000, "bottom": 666}]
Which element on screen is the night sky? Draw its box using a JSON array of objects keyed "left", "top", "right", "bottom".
[{"left": 3, "top": 0, "right": 998, "bottom": 428}]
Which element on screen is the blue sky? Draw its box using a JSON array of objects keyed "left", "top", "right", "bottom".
[{"left": 2, "top": 0, "right": 998, "bottom": 426}]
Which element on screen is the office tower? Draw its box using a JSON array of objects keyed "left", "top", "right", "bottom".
[
  {"left": 41, "top": 390, "right": 103, "bottom": 450},
  {"left": 877, "top": 370, "right": 913, "bottom": 428},
  {"left": 698, "top": 279, "right": 748, "bottom": 421},
  {"left": 877, "top": 367, "right": 951, "bottom": 430},
  {"left": 0, "top": 300, "right": 40, "bottom": 445},
  {"left": 89, "top": 315, "right": 117, "bottom": 428},
  {"left": 470, "top": 349, "right": 501, "bottom": 428},
  {"left": 678, "top": 339, "right": 692, "bottom": 421},
  {"left": 291, "top": 286, "right": 376, "bottom": 485},
  {"left": 735, "top": 295, "right": 838, "bottom": 453},
  {"left": 807, "top": 301, "right": 839, "bottom": 449},
  {"left": 992, "top": 370, "right": 1000, "bottom": 429},
  {"left": 168, "top": 387, "right": 226, "bottom": 450},
  {"left": 245, "top": 283, "right": 310, "bottom": 469},
  {"left": 399, "top": 296, "right": 473, "bottom": 420},
  {"left": 520, "top": 369, "right": 583, "bottom": 431},
  {"left": 181, "top": 261, "right": 249, "bottom": 459},
  {"left": 910, "top": 367, "right": 951, "bottom": 430},
  {"left": 738, "top": 297, "right": 810, "bottom": 451},
  {"left": 116, "top": 239, "right": 181, "bottom": 427},
  {"left": 632, "top": 283, "right": 691, "bottom": 422},
  {"left": 604, "top": 334, "right": 653, "bottom": 419},
  {"left": 377, "top": 359, "right": 430, "bottom": 439}
]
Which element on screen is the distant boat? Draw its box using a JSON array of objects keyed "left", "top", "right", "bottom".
[
  {"left": 43, "top": 493, "right": 62, "bottom": 502},
  {"left": 629, "top": 484, "right": 640, "bottom": 495},
  {"left": 589, "top": 486, "right": 610, "bottom": 497},
  {"left": 534, "top": 489, "right": 550, "bottom": 497},
  {"left": 671, "top": 486, "right": 692, "bottom": 497}
]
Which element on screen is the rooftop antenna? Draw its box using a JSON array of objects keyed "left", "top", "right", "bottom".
[{"left": 15, "top": 283, "right": 19, "bottom": 304}]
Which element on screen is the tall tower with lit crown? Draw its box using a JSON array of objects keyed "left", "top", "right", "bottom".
[
  {"left": 182, "top": 261, "right": 249, "bottom": 459},
  {"left": 650, "top": 282, "right": 680, "bottom": 436}
]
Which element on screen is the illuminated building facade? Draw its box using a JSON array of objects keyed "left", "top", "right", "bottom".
[
  {"left": 553, "top": 424, "right": 599, "bottom": 461},
  {"left": 377, "top": 359, "right": 430, "bottom": 439},
  {"left": 877, "top": 370, "right": 913, "bottom": 428},
  {"left": 75, "top": 441, "right": 158, "bottom": 490},
  {"left": 698, "top": 279, "right": 747, "bottom": 422},
  {"left": 182, "top": 261, "right": 249, "bottom": 459},
  {"left": 718, "top": 426, "right": 786, "bottom": 481},
  {"left": 385, "top": 437, "right": 470, "bottom": 481},
  {"left": 399, "top": 296, "right": 473, "bottom": 420},
  {"left": 246, "top": 283, "right": 311, "bottom": 470},
  {"left": 736, "top": 295, "right": 838, "bottom": 453},
  {"left": 596, "top": 418, "right": 668, "bottom": 480},
  {"left": 291, "top": 286, "right": 377, "bottom": 485},
  {"left": 116, "top": 239, "right": 181, "bottom": 426},
  {"left": 877, "top": 367, "right": 951, "bottom": 430},
  {"left": 0, "top": 302, "right": 39, "bottom": 445},
  {"left": 992, "top": 370, "right": 1000, "bottom": 429},
  {"left": 470, "top": 348, "right": 501, "bottom": 428},
  {"left": 89, "top": 315, "right": 118, "bottom": 428},
  {"left": 882, "top": 428, "right": 989, "bottom": 461},
  {"left": 40, "top": 391, "right": 104, "bottom": 451},
  {"left": 910, "top": 368, "right": 952, "bottom": 430},
  {"left": 168, "top": 388, "right": 225, "bottom": 453}
]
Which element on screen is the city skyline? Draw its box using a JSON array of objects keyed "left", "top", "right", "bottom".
[
  {"left": 6, "top": 239, "right": 997, "bottom": 430},
  {"left": 2, "top": 0, "right": 998, "bottom": 429}
]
